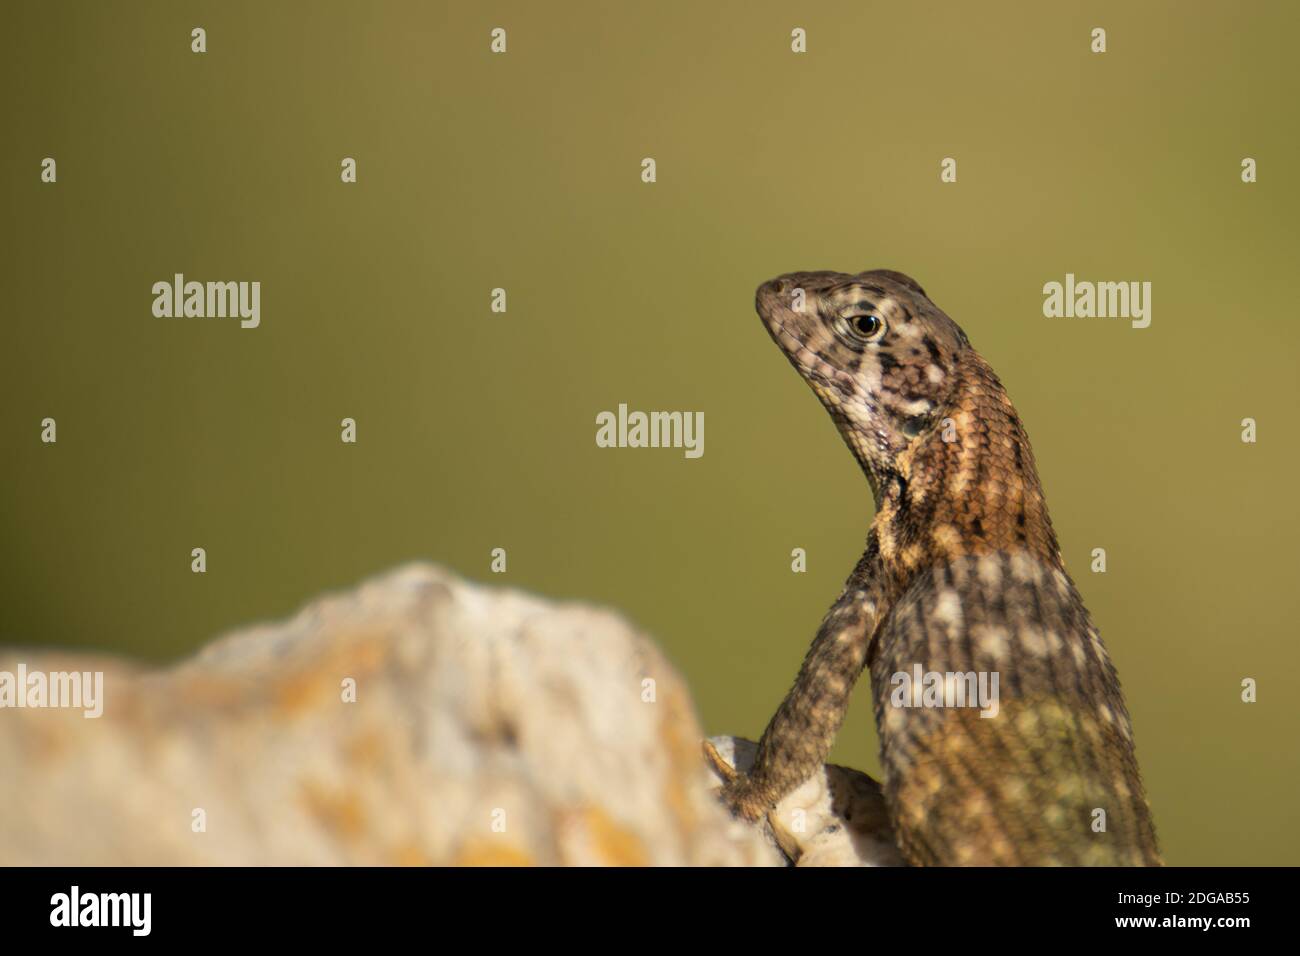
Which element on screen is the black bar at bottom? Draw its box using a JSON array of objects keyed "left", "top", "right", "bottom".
[{"left": 0, "top": 865, "right": 1277, "bottom": 941}]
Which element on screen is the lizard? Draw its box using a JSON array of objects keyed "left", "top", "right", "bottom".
[{"left": 705, "top": 269, "right": 1161, "bottom": 866}]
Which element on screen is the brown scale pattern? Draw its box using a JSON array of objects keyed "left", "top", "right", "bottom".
[
  {"left": 877, "top": 351, "right": 1059, "bottom": 574},
  {"left": 871, "top": 553, "right": 1159, "bottom": 865}
]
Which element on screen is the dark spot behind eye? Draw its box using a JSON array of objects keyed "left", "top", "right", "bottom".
[{"left": 922, "top": 336, "right": 942, "bottom": 364}]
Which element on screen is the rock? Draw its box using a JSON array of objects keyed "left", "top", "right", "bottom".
[
  {"left": 704, "top": 737, "right": 904, "bottom": 867},
  {"left": 0, "top": 564, "right": 776, "bottom": 866},
  {"left": 0, "top": 563, "right": 902, "bottom": 866}
]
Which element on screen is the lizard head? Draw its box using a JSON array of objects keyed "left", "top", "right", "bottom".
[{"left": 755, "top": 269, "right": 971, "bottom": 497}]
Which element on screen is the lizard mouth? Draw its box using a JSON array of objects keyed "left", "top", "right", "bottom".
[
  {"left": 756, "top": 299, "right": 855, "bottom": 407},
  {"left": 754, "top": 273, "right": 881, "bottom": 423}
]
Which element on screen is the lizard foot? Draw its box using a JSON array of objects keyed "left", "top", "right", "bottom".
[{"left": 701, "top": 740, "right": 773, "bottom": 824}]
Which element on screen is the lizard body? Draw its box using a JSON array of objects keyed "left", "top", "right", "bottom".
[{"left": 714, "top": 269, "right": 1160, "bottom": 866}]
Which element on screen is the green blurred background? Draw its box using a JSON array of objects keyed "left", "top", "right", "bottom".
[{"left": 3, "top": 1, "right": 1297, "bottom": 865}]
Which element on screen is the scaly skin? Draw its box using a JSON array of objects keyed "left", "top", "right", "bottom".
[{"left": 716, "top": 269, "right": 1160, "bottom": 866}]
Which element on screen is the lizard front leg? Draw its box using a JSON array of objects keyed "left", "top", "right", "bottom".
[{"left": 710, "top": 540, "right": 888, "bottom": 822}]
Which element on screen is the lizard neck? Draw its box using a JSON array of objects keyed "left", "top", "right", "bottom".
[{"left": 871, "top": 350, "right": 1064, "bottom": 584}]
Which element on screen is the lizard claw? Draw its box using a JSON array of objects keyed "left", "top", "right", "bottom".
[
  {"left": 702, "top": 739, "right": 739, "bottom": 782},
  {"left": 701, "top": 740, "right": 772, "bottom": 824}
]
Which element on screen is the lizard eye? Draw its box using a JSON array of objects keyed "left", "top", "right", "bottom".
[{"left": 848, "top": 313, "right": 885, "bottom": 341}]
